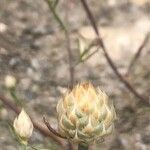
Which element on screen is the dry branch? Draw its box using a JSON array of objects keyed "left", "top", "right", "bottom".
[
  {"left": 65, "top": 0, "right": 75, "bottom": 88},
  {"left": 43, "top": 116, "right": 67, "bottom": 139},
  {"left": 127, "top": 32, "right": 150, "bottom": 74},
  {"left": 80, "top": 0, "right": 149, "bottom": 104}
]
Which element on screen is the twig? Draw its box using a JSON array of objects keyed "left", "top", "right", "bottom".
[
  {"left": 81, "top": 48, "right": 99, "bottom": 64},
  {"left": 65, "top": 0, "right": 75, "bottom": 89},
  {"left": 43, "top": 116, "right": 67, "bottom": 139},
  {"left": 45, "top": 0, "right": 75, "bottom": 88},
  {"left": 75, "top": 48, "right": 99, "bottom": 67},
  {"left": 9, "top": 88, "right": 23, "bottom": 107},
  {"left": 79, "top": 0, "right": 149, "bottom": 104},
  {"left": 75, "top": 38, "right": 99, "bottom": 67},
  {"left": 44, "top": 0, "right": 67, "bottom": 32},
  {"left": 79, "top": 39, "right": 98, "bottom": 59},
  {"left": 127, "top": 32, "right": 150, "bottom": 75},
  {"left": 0, "top": 94, "right": 66, "bottom": 148}
]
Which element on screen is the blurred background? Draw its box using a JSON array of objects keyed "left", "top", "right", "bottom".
[{"left": 0, "top": 0, "right": 150, "bottom": 149}]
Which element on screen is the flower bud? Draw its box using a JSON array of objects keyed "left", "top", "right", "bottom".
[
  {"left": 57, "top": 82, "right": 116, "bottom": 144},
  {"left": 5, "top": 75, "right": 16, "bottom": 89},
  {"left": 13, "top": 109, "right": 33, "bottom": 144}
]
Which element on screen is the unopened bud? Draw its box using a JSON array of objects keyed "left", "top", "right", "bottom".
[
  {"left": 5, "top": 75, "right": 16, "bottom": 89},
  {"left": 13, "top": 109, "right": 33, "bottom": 144}
]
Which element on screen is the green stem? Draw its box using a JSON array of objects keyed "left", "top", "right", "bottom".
[
  {"left": 10, "top": 88, "right": 23, "bottom": 107},
  {"left": 24, "top": 145, "right": 27, "bottom": 150},
  {"left": 44, "top": 0, "right": 67, "bottom": 33},
  {"left": 20, "top": 144, "right": 27, "bottom": 150},
  {"left": 78, "top": 143, "right": 89, "bottom": 150}
]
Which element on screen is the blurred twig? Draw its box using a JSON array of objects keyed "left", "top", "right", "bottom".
[
  {"left": 0, "top": 94, "right": 66, "bottom": 148},
  {"left": 126, "top": 32, "right": 150, "bottom": 75},
  {"left": 65, "top": 0, "right": 75, "bottom": 89},
  {"left": 43, "top": 116, "right": 67, "bottom": 139},
  {"left": 75, "top": 48, "right": 99, "bottom": 67},
  {"left": 74, "top": 38, "right": 99, "bottom": 67},
  {"left": 80, "top": 0, "right": 149, "bottom": 104},
  {"left": 45, "top": 0, "right": 75, "bottom": 88},
  {"left": 9, "top": 88, "right": 23, "bottom": 107},
  {"left": 82, "top": 48, "right": 99, "bottom": 62},
  {"left": 79, "top": 39, "right": 98, "bottom": 60},
  {"left": 44, "top": 0, "right": 66, "bottom": 32}
]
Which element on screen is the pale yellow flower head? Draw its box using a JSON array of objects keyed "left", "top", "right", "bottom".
[{"left": 57, "top": 82, "right": 116, "bottom": 144}]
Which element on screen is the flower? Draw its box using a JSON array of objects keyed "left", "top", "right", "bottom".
[
  {"left": 56, "top": 82, "right": 116, "bottom": 144},
  {"left": 5, "top": 75, "right": 16, "bottom": 89},
  {"left": 13, "top": 109, "right": 33, "bottom": 144}
]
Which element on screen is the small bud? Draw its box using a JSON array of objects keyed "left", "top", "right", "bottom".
[
  {"left": 13, "top": 109, "right": 33, "bottom": 144},
  {"left": 5, "top": 75, "right": 16, "bottom": 89},
  {"left": 0, "top": 22, "right": 7, "bottom": 33}
]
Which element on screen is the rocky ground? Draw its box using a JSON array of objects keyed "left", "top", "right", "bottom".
[{"left": 0, "top": 0, "right": 150, "bottom": 150}]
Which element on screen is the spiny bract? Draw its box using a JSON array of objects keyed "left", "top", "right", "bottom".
[{"left": 56, "top": 82, "right": 116, "bottom": 144}]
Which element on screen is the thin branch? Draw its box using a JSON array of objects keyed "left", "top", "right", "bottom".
[
  {"left": 65, "top": 0, "right": 75, "bottom": 89},
  {"left": 45, "top": 0, "right": 75, "bottom": 88},
  {"left": 0, "top": 95, "right": 20, "bottom": 114},
  {"left": 79, "top": 39, "right": 98, "bottom": 60},
  {"left": 81, "top": 48, "right": 99, "bottom": 63},
  {"left": 44, "top": 0, "right": 67, "bottom": 32},
  {"left": 80, "top": 0, "right": 149, "bottom": 104},
  {"left": 43, "top": 116, "right": 67, "bottom": 139},
  {"left": 127, "top": 32, "right": 150, "bottom": 74},
  {"left": 75, "top": 48, "right": 99, "bottom": 67},
  {"left": 0, "top": 94, "right": 66, "bottom": 148}
]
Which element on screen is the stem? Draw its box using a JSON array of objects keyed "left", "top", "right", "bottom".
[
  {"left": 78, "top": 143, "right": 89, "bottom": 150},
  {"left": 44, "top": 0, "right": 67, "bottom": 32},
  {"left": 45, "top": 0, "right": 75, "bottom": 88},
  {"left": 43, "top": 116, "right": 67, "bottom": 139},
  {"left": 23, "top": 145, "right": 27, "bottom": 150},
  {"left": 9, "top": 88, "right": 23, "bottom": 107},
  {"left": 127, "top": 32, "right": 149, "bottom": 74},
  {"left": 20, "top": 144, "right": 27, "bottom": 150},
  {"left": 64, "top": 0, "right": 75, "bottom": 89}
]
